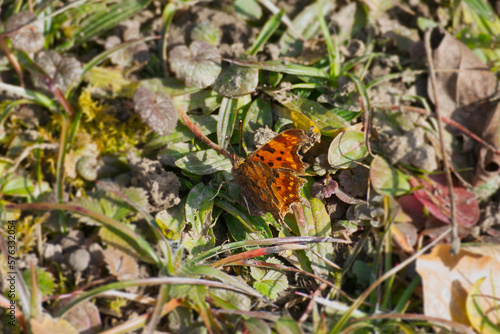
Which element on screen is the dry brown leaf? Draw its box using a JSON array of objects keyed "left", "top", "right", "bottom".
[
  {"left": 416, "top": 244, "right": 500, "bottom": 331},
  {"left": 30, "top": 314, "right": 78, "bottom": 334},
  {"left": 104, "top": 246, "right": 140, "bottom": 293},
  {"left": 426, "top": 27, "right": 500, "bottom": 185},
  {"left": 62, "top": 300, "right": 102, "bottom": 333}
]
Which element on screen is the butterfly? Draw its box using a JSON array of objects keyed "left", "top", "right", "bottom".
[
  {"left": 231, "top": 128, "right": 315, "bottom": 224},
  {"left": 177, "top": 107, "right": 317, "bottom": 225}
]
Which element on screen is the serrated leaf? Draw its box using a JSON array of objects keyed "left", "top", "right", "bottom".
[
  {"left": 104, "top": 247, "right": 140, "bottom": 282},
  {"left": 251, "top": 259, "right": 288, "bottom": 300},
  {"left": 169, "top": 41, "right": 221, "bottom": 88},
  {"left": 370, "top": 156, "right": 410, "bottom": 196},
  {"left": 22, "top": 268, "right": 55, "bottom": 298},
  {"left": 175, "top": 149, "right": 232, "bottom": 175},
  {"left": 328, "top": 130, "right": 368, "bottom": 168},
  {"left": 133, "top": 87, "right": 178, "bottom": 136},
  {"left": 71, "top": 187, "right": 147, "bottom": 226}
]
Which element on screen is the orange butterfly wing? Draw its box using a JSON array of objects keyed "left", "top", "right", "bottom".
[
  {"left": 246, "top": 129, "right": 310, "bottom": 172},
  {"left": 270, "top": 168, "right": 307, "bottom": 220},
  {"left": 232, "top": 129, "right": 311, "bottom": 223}
]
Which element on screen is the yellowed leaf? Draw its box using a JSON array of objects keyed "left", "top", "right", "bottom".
[
  {"left": 416, "top": 244, "right": 500, "bottom": 331},
  {"left": 467, "top": 277, "right": 500, "bottom": 334}
]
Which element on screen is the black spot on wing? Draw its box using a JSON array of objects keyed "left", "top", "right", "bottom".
[{"left": 260, "top": 145, "right": 276, "bottom": 154}]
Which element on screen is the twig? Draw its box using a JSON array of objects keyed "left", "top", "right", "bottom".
[
  {"left": 424, "top": 29, "right": 460, "bottom": 255},
  {"left": 0, "top": 38, "right": 24, "bottom": 87},
  {"left": 177, "top": 105, "right": 233, "bottom": 160}
]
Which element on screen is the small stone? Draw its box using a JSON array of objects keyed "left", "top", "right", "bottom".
[
  {"left": 60, "top": 230, "right": 84, "bottom": 252},
  {"left": 42, "top": 243, "right": 63, "bottom": 263},
  {"left": 67, "top": 249, "right": 91, "bottom": 272},
  {"left": 88, "top": 243, "right": 105, "bottom": 266}
]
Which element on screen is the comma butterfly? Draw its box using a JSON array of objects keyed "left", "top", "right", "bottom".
[
  {"left": 178, "top": 107, "right": 318, "bottom": 224},
  {"left": 231, "top": 129, "right": 313, "bottom": 224}
]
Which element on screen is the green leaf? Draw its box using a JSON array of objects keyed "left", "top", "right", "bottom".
[
  {"left": 185, "top": 183, "right": 214, "bottom": 234},
  {"left": 466, "top": 277, "right": 499, "bottom": 334},
  {"left": 370, "top": 156, "right": 411, "bottom": 196},
  {"left": 156, "top": 201, "right": 185, "bottom": 240},
  {"left": 2, "top": 175, "right": 37, "bottom": 197},
  {"left": 251, "top": 259, "right": 288, "bottom": 300},
  {"left": 463, "top": 0, "right": 495, "bottom": 21},
  {"left": 138, "top": 77, "right": 200, "bottom": 97},
  {"left": 232, "top": 59, "right": 329, "bottom": 78},
  {"left": 62, "top": 0, "right": 153, "bottom": 49},
  {"left": 274, "top": 317, "right": 303, "bottom": 334},
  {"left": 190, "top": 22, "right": 222, "bottom": 46},
  {"left": 217, "top": 97, "right": 238, "bottom": 149},
  {"left": 172, "top": 89, "right": 222, "bottom": 114},
  {"left": 235, "top": 0, "right": 263, "bottom": 21},
  {"left": 144, "top": 114, "right": 218, "bottom": 150},
  {"left": 318, "top": 0, "right": 340, "bottom": 78},
  {"left": 269, "top": 90, "right": 349, "bottom": 135},
  {"left": 23, "top": 267, "right": 55, "bottom": 298},
  {"left": 242, "top": 97, "right": 273, "bottom": 152},
  {"left": 175, "top": 149, "right": 232, "bottom": 175},
  {"left": 191, "top": 265, "right": 262, "bottom": 299},
  {"left": 243, "top": 318, "right": 271, "bottom": 334},
  {"left": 279, "top": 1, "right": 334, "bottom": 56},
  {"left": 248, "top": 10, "right": 285, "bottom": 56},
  {"left": 71, "top": 187, "right": 148, "bottom": 226},
  {"left": 213, "top": 64, "right": 259, "bottom": 98},
  {"left": 328, "top": 130, "right": 368, "bottom": 168}
]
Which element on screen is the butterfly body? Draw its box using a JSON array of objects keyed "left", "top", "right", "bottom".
[{"left": 231, "top": 129, "right": 312, "bottom": 224}]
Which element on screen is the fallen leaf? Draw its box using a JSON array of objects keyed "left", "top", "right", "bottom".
[
  {"left": 426, "top": 27, "right": 500, "bottom": 185},
  {"left": 416, "top": 244, "right": 500, "bottom": 331},
  {"left": 30, "top": 315, "right": 78, "bottom": 334},
  {"left": 410, "top": 174, "right": 479, "bottom": 227}
]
